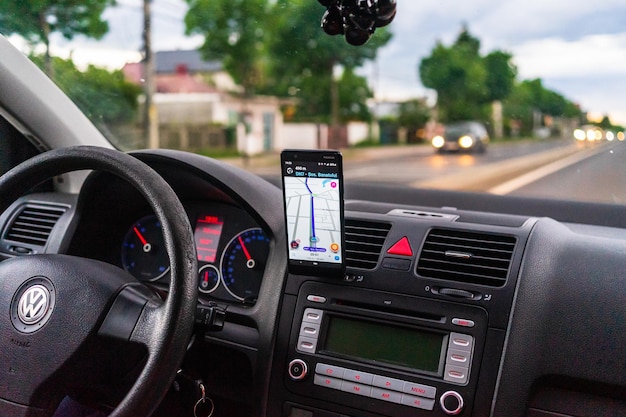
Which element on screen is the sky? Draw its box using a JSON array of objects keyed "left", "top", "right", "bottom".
[{"left": 9, "top": 0, "right": 626, "bottom": 125}]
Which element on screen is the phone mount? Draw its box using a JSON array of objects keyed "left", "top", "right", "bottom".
[{"left": 318, "top": 0, "right": 397, "bottom": 46}]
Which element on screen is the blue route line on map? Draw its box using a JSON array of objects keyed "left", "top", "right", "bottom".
[{"left": 305, "top": 178, "right": 316, "bottom": 246}]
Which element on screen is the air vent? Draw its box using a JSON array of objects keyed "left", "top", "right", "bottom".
[
  {"left": 345, "top": 219, "right": 391, "bottom": 269},
  {"left": 4, "top": 204, "right": 67, "bottom": 247},
  {"left": 417, "top": 229, "right": 516, "bottom": 287}
]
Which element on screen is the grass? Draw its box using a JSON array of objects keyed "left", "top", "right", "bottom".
[{"left": 195, "top": 148, "right": 242, "bottom": 159}]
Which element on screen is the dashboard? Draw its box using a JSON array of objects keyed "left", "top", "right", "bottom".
[{"left": 1, "top": 148, "right": 625, "bottom": 417}]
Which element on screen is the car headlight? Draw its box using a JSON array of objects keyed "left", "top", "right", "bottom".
[
  {"left": 573, "top": 129, "right": 586, "bottom": 141},
  {"left": 459, "top": 135, "right": 474, "bottom": 149},
  {"left": 618, "top": 132, "right": 625, "bottom": 141},
  {"left": 586, "top": 129, "right": 595, "bottom": 141},
  {"left": 606, "top": 132, "right": 615, "bottom": 141},
  {"left": 432, "top": 136, "right": 445, "bottom": 148}
]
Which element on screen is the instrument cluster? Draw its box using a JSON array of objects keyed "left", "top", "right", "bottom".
[{"left": 121, "top": 202, "right": 270, "bottom": 305}]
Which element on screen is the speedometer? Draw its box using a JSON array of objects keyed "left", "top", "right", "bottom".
[{"left": 220, "top": 228, "right": 270, "bottom": 302}]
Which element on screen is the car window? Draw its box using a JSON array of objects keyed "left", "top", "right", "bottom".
[{"left": 1, "top": 0, "right": 625, "bottom": 204}]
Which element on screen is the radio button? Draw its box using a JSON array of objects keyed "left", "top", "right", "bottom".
[
  {"left": 401, "top": 394, "right": 435, "bottom": 410},
  {"left": 444, "top": 365, "right": 468, "bottom": 385},
  {"left": 314, "top": 374, "right": 343, "bottom": 390},
  {"left": 296, "top": 336, "right": 318, "bottom": 354},
  {"left": 452, "top": 318, "right": 475, "bottom": 328},
  {"left": 288, "top": 359, "right": 309, "bottom": 380},
  {"left": 372, "top": 375, "right": 404, "bottom": 392},
  {"left": 440, "top": 391, "right": 464, "bottom": 415},
  {"left": 446, "top": 349, "right": 470, "bottom": 366},
  {"left": 315, "top": 363, "right": 345, "bottom": 379},
  {"left": 343, "top": 369, "right": 374, "bottom": 385},
  {"left": 371, "top": 387, "right": 402, "bottom": 404},
  {"left": 340, "top": 381, "right": 372, "bottom": 397},
  {"left": 302, "top": 308, "right": 323, "bottom": 324},
  {"left": 448, "top": 332, "right": 474, "bottom": 352},
  {"left": 402, "top": 382, "right": 436, "bottom": 399},
  {"left": 299, "top": 322, "right": 320, "bottom": 338},
  {"left": 306, "top": 295, "right": 327, "bottom": 304}
]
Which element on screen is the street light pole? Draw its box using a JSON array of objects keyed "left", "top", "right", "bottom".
[{"left": 143, "top": 0, "right": 159, "bottom": 149}]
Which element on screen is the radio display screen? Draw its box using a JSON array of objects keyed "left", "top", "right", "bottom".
[{"left": 322, "top": 316, "right": 446, "bottom": 374}]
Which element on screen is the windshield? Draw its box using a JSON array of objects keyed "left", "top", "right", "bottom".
[{"left": 2, "top": 0, "right": 625, "bottom": 204}]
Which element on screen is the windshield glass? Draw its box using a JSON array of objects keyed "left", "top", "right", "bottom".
[{"left": 2, "top": 0, "right": 625, "bottom": 204}]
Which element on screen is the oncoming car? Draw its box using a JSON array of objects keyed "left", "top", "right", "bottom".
[
  {"left": 1, "top": 1, "right": 625, "bottom": 417},
  {"left": 431, "top": 121, "right": 489, "bottom": 153}
]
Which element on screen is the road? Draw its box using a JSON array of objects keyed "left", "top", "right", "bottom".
[
  {"left": 343, "top": 138, "right": 576, "bottom": 186},
  {"left": 504, "top": 142, "right": 626, "bottom": 204},
  {"left": 229, "top": 138, "right": 626, "bottom": 205}
]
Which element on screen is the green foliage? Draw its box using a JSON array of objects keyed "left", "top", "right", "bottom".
[
  {"left": 0, "top": 0, "right": 112, "bottom": 40},
  {"left": 503, "top": 78, "right": 583, "bottom": 135},
  {"left": 184, "top": 0, "right": 390, "bottom": 123},
  {"left": 397, "top": 99, "right": 430, "bottom": 131},
  {"left": 185, "top": 0, "right": 270, "bottom": 95},
  {"left": 267, "top": 0, "right": 391, "bottom": 122},
  {"left": 419, "top": 28, "right": 492, "bottom": 122},
  {"left": 0, "top": 0, "right": 114, "bottom": 77},
  {"left": 30, "top": 55, "right": 142, "bottom": 126},
  {"left": 484, "top": 51, "right": 517, "bottom": 102},
  {"left": 338, "top": 68, "right": 374, "bottom": 122},
  {"left": 0, "top": 0, "right": 113, "bottom": 45}
]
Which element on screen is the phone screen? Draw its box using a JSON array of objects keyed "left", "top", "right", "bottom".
[{"left": 281, "top": 150, "right": 345, "bottom": 277}]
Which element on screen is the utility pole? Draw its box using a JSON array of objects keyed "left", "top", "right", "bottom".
[{"left": 143, "top": 0, "right": 159, "bottom": 148}]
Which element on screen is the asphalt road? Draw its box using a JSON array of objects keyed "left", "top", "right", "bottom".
[
  {"left": 342, "top": 138, "right": 577, "bottom": 186},
  {"left": 233, "top": 138, "right": 626, "bottom": 204},
  {"left": 506, "top": 142, "right": 626, "bottom": 204}
]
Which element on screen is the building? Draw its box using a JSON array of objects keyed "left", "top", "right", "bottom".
[{"left": 122, "top": 50, "right": 287, "bottom": 154}]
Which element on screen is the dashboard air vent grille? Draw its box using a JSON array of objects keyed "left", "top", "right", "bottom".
[
  {"left": 4, "top": 204, "right": 66, "bottom": 247},
  {"left": 345, "top": 219, "right": 391, "bottom": 269},
  {"left": 417, "top": 229, "right": 516, "bottom": 287}
]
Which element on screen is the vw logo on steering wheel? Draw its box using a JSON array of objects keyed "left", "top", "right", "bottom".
[
  {"left": 11, "top": 277, "right": 56, "bottom": 333},
  {"left": 18, "top": 285, "right": 50, "bottom": 325}
]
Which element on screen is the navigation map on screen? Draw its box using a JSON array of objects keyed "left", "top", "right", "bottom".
[{"left": 284, "top": 174, "right": 342, "bottom": 264}]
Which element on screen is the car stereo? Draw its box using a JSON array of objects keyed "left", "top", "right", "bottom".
[{"left": 284, "top": 281, "right": 487, "bottom": 416}]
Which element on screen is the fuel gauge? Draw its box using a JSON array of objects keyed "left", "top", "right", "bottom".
[{"left": 198, "top": 264, "right": 220, "bottom": 294}]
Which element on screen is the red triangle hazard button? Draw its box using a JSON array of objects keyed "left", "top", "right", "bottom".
[{"left": 387, "top": 237, "right": 413, "bottom": 256}]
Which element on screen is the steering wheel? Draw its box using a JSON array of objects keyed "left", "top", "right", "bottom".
[{"left": 0, "top": 146, "right": 198, "bottom": 417}]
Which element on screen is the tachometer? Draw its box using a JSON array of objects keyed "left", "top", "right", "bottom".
[
  {"left": 220, "top": 228, "right": 270, "bottom": 302},
  {"left": 121, "top": 215, "right": 170, "bottom": 281}
]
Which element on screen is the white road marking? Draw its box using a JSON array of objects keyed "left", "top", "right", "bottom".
[{"left": 488, "top": 144, "right": 611, "bottom": 195}]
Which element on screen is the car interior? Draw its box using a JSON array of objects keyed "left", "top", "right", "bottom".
[{"left": 0, "top": 8, "right": 625, "bottom": 417}]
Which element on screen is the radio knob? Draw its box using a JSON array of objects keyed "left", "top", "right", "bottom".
[
  {"left": 440, "top": 391, "right": 464, "bottom": 415},
  {"left": 288, "top": 359, "right": 308, "bottom": 381}
]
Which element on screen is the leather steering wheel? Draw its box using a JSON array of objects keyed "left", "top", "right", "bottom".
[{"left": 0, "top": 146, "right": 198, "bottom": 417}]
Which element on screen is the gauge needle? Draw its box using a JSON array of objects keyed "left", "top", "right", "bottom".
[
  {"left": 133, "top": 226, "right": 152, "bottom": 253},
  {"left": 238, "top": 236, "right": 256, "bottom": 269}
]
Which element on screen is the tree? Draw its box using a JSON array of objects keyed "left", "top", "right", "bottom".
[
  {"left": 185, "top": 0, "right": 271, "bottom": 96},
  {"left": 419, "top": 31, "right": 489, "bottom": 122},
  {"left": 503, "top": 79, "right": 582, "bottom": 136},
  {"left": 397, "top": 99, "right": 431, "bottom": 141},
  {"left": 30, "top": 55, "right": 142, "bottom": 128},
  {"left": 484, "top": 51, "right": 517, "bottom": 137},
  {"left": 0, "top": 0, "right": 114, "bottom": 77},
  {"left": 268, "top": 0, "right": 391, "bottom": 124},
  {"left": 484, "top": 51, "right": 516, "bottom": 102}
]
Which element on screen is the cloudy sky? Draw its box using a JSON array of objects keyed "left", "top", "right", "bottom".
[{"left": 17, "top": 0, "right": 626, "bottom": 125}]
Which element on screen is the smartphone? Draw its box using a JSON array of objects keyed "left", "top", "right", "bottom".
[{"left": 281, "top": 149, "right": 345, "bottom": 277}]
